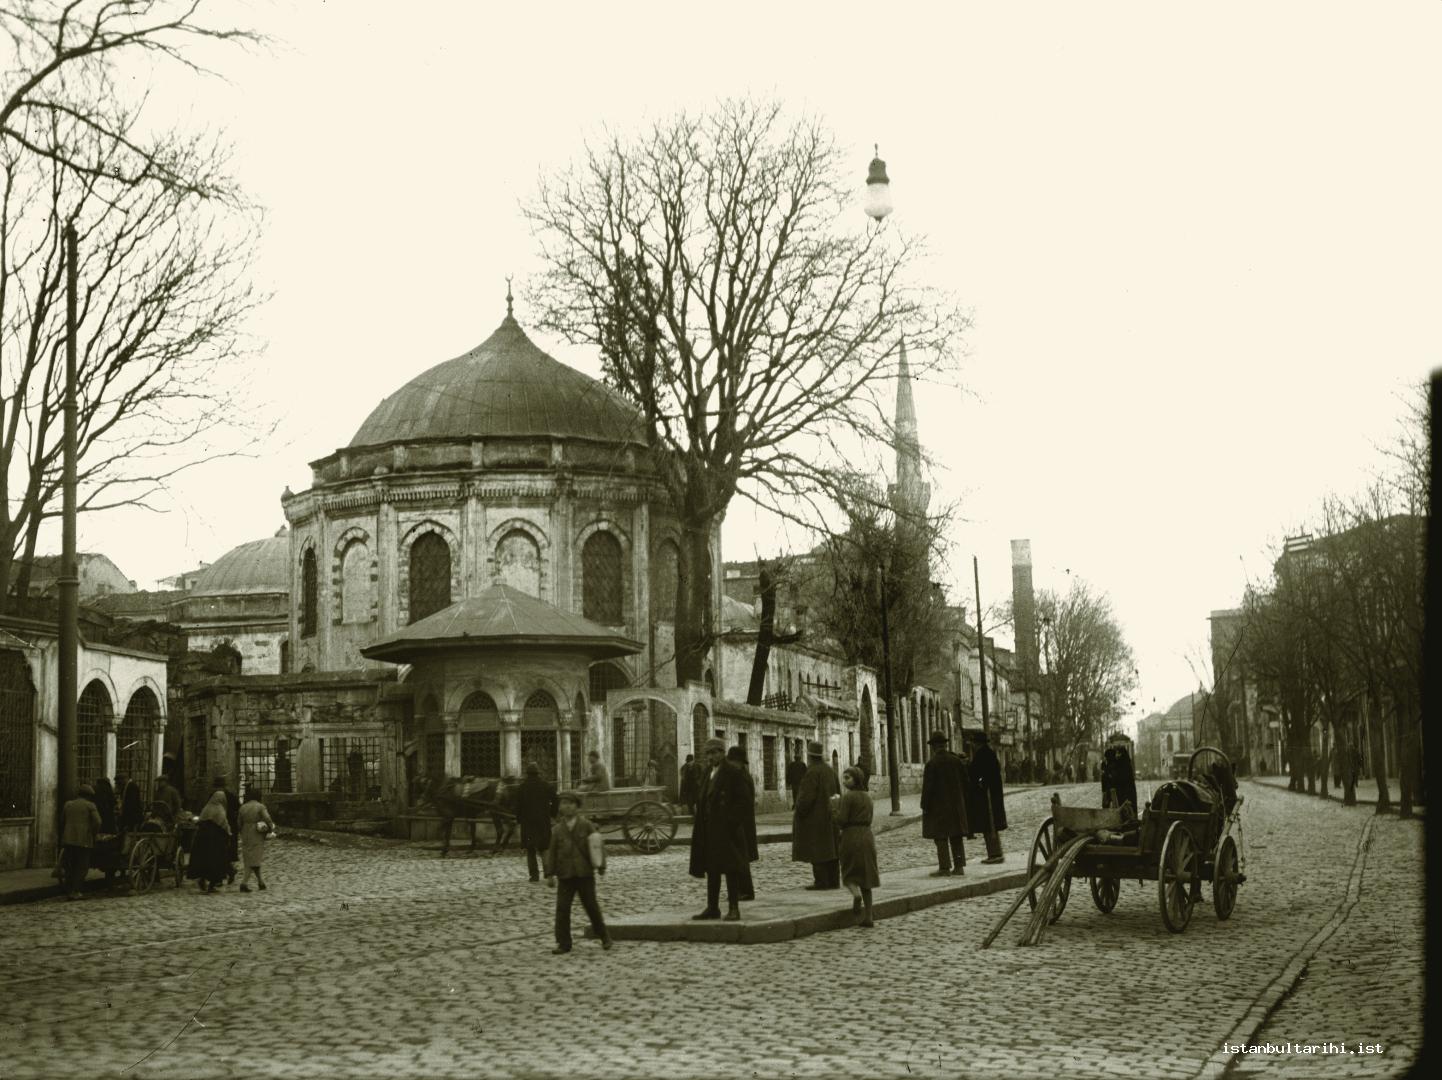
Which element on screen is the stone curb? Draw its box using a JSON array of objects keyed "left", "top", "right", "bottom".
[
  {"left": 1192, "top": 812, "right": 1376, "bottom": 1080},
  {"left": 594, "top": 867, "right": 1028, "bottom": 944},
  {"left": 0, "top": 873, "right": 110, "bottom": 906}
]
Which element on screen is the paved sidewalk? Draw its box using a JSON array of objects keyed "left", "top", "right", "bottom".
[
  {"left": 600, "top": 852, "right": 1025, "bottom": 943},
  {"left": 1248, "top": 774, "right": 1426, "bottom": 816}
]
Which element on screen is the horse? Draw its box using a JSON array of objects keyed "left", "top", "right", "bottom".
[{"left": 419, "top": 776, "right": 517, "bottom": 858}]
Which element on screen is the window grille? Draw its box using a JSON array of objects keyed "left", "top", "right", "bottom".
[
  {"left": 409, "top": 533, "right": 452, "bottom": 623},
  {"left": 521, "top": 730, "right": 558, "bottom": 782},
  {"left": 188, "top": 716, "right": 207, "bottom": 790},
  {"left": 425, "top": 732, "right": 446, "bottom": 779},
  {"left": 461, "top": 731, "right": 500, "bottom": 777},
  {"left": 588, "top": 662, "right": 629, "bottom": 703},
  {"left": 582, "top": 531, "right": 623, "bottom": 624},
  {"left": 0, "top": 651, "right": 36, "bottom": 818},
  {"left": 569, "top": 730, "right": 582, "bottom": 783},
  {"left": 321, "top": 737, "right": 382, "bottom": 800},
  {"left": 118, "top": 689, "right": 159, "bottom": 800},
  {"left": 761, "top": 735, "right": 777, "bottom": 791},
  {"left": 522, "top": 690, "right": 557, "bottom": 725},
  {"left": 611, "top": 702, "right": 668, "bottom": 787},
  {"left": 77, "top": 681, "right": 111, "bottom": 786},
  {"left": 691, "top": 704, "right": 709, "bottom": 757},
  {"left": 301, "top": 548, "right": 318, "bottom": 637},
  {"left": 235, "top": 738, "right": 295, "bottom": 799}
]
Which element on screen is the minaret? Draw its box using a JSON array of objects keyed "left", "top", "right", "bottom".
[{"left": 890, "top": 338, "right": 930, "bottom": 520}]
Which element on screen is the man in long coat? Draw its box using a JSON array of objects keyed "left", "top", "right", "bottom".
[
  {"left": 726, "top": 746, "right": 760, "bottom": 901},
  {"left": 677, "top": 754, "right": 700, "bottom": 815},
  {"left": 514, "top": 763, "right": 557, "bottom": 882},
  {"left": 792, "top": 740, "right": 841, "bottom": 889},
  {"left": 785, "top": 747, "right": 808, "bottom": 809},
  {"left": 1101, "top": 735, "right": 1138, "bottom": 813},
  {"left": 688, "top": 737, "right": 751, "bottom": 921},
  {"left": 920, "top": 731, "right": 969, "bottom": 876},
  {"left": 970, "top": 732, "right": 1007, "bottom": 864}
]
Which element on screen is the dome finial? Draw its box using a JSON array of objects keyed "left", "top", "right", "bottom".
[{"left": 505, "top": 275, "right": 514, "bottom": 319}]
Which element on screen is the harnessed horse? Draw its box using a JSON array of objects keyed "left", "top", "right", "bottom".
[{"left": 420, "top": 776, "right": 518, "bottom": 857}]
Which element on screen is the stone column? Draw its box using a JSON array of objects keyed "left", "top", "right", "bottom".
[
  {"left": 377, "top": 498, "right": 398, "bottom": 635},
  {"left": 104, "top": 724, "right": 117, "bottom": 782},
  {"left": 444, "top": 715, "right": 462, "bottom": 779},
  {"left": 500, "top": 710, "right": 522, "bottom": 777}
]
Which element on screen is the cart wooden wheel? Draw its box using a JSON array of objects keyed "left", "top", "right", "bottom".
[
  {"left": 1089, "top": 874, "right": 1120, "bottom": 914},
  {"left": 128, "top": 838, "right": 159, "bottom": 894},
  {"left": 622, "top": 801, "right": 676, "bottom": 854},
  {"left": 1026, "top": 816, "right": 1071, "bottom": 923},
  {"left": 1158, "top": 821, "right": 1199, "bottom": 932},
  {"left": 1212, "top": 834, "right": 1240, "bottom": 920}
]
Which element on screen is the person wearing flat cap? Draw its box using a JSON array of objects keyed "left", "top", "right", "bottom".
[
  {"left": 726, "top": 745, "right": 760, "bottom": 901},
  {"left": 792, "top": 740, "right": 841, "bottom": 889},
  {"left": 921, "top": 730, "right": 970, "bottom": 876},
  {"left": 688, "top": 737, "right": 751, "bottom": 920},
  {"left": 59, "top": 785, "right": 103, "bottom": 900}
]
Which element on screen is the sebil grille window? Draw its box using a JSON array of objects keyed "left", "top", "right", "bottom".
[
  {"left": 321, "top": 737, "right": 381, "bottom": 800},
  {"left": 118, "top": 688, "right": 160, "bottom": 800},
  {"left": 77, "top": 680, "right": 112, "bottom": 787},
  {"left": 0, "top": 651, "right": 36, "bottom": 817}
]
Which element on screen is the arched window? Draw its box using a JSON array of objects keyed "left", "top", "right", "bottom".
[
  {"left": 77, "top": 680, "right": 112, "bottom": 786},
  {"left": 522, "top": 690, "right": 560, "bottom": 782},
  {"left": 651, "top": 539, "right": 680, "bottom": 623},
  {"left": 582, "top": 531, "right": 623, "bottom": 624},
  {"left": 496, "top": 529, "right": 540, "bottom": 597},
  {"left": 588, "top": 662, "right": 630, "bottom": 703},
  {"left": 300, "top": 548, "right": 318, "bottom": 637},
  {"left": 118, "top": 687, "right": 160, "bottom": 800},
  {"left": 340, "top": 540, "right": 371, "bottom": 624},
  {"left": 458, "top": 691, "right": 500, "bottom": 777},
  {"left": 409, "top": 533, "right": 451, "bottom": 623}
]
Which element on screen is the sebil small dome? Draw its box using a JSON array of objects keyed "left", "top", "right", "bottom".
[{"left": 191, "top": 535, "right": 289, "bottom": 596}]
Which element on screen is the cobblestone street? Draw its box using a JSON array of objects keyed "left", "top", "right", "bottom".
[{"left": 0, "top": 782, "right": 1422, "bottom": 1080}]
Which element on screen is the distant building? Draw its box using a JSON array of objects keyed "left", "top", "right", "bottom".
[{"left": 13, "top": 552, "right": 136, "bottom": 599}]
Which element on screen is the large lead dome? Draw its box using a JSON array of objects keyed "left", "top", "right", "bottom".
[{"left": 348, "top": 314, "right": 646, "bottom": 449}]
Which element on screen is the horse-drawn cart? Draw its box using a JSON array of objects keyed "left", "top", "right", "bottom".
[{"left": 984, "top": 747, "right": 1245, "bottom": 947}]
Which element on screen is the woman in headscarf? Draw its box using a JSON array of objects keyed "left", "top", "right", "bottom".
[
  {"left": 833, "top": 765, "right": 880, "bottom": 928},
  {"left": 119, "top": 779, "right": 144, "bottom": 835},
  {"left": 90, "top": 777, "right": 121, "bottom": 883},
  {"left": 187, "top": 790, "right": 231, "bottom": 893}
]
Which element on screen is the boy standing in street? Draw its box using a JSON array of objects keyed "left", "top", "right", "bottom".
[{"left": 544, "top": 791, "right": 613, "bottom": 953}]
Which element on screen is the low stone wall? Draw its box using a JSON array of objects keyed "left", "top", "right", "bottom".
[{"left": 0, "top": 817, "right": 34, "bottom": 870}]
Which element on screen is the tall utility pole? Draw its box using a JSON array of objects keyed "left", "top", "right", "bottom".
[
  {"left": 58, "top": 224, "right": 79, "bottom": 803},
  {"left": 879, "top": 564, "right": 901, "bottom": 815},
  {"left": 973, "top": 555, "right": 990, "bottom": 736}
]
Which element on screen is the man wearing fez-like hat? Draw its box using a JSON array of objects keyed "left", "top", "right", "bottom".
[
  {"left": 688, "top": 737, "right": 751, "bottom": 920},
  {"left": 921, "top": 730, "right": 970, "bottom": 876},
  {"left": 792, "top": 740, "right": 841, "bottom": 889}
]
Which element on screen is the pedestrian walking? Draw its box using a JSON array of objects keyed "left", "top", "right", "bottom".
[
  {"left": 792, "top": 740, "right": 840, "bottom": 889},
  {"left": 543, "top": 791, "right": 612, "bottom": 953},
  {"left": 515, "top": 762, "right": 558, "bottom": 882},
  {"left": 677, "top": 754, "right": 700, "bottom": 815},
  {"left": 212, "top": 775, "right": 240, "bottom": 884},
  {"left": 188, "top": 790, "right": 232, "bottom": 894},
  {"left": 969, "top": 732, "right": 1007, "bottom": 864},
  {"left": 833, "top": 766, "right": 880, "bottom": 928},
  {"left": 688, "top": 738, "right": 751, "bottom": 920},
  {"left": 59, "top": 784, "right": 102, "bottom": 900},
  {"left": 725, "top": 746, "right": 759, "bottom": 902},
  {"left": 237, "top": 788, "right": 276, "bottom": 892},
  {"left": 921, "top": 731, "right": 969, "bottom": 876},
  {"left": 785, "top": 747, "right": 807, "bottom": 809}
]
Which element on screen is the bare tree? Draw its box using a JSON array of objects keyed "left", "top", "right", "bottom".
[
  {"left": 0, "top": 2, "right": 264, "bottom": 609},
  {"left": 1036, "top": 579, "right": 1137, "bottom": 763},
  {"left": 527, "top": 100, "right": 964, "bottom": 684}
]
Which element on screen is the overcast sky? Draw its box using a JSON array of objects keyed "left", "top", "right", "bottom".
[{"left": 52, "top": 0, "right": 1439, "bottom": 732}]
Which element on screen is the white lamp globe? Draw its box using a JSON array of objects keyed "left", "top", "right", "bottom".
[{"left": 864, "top": 145, "right": 893, "bottom": 221}]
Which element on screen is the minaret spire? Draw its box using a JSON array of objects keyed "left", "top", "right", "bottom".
[
  {"left": 891, "top": 337, "right": 929, "bottom": 518},
  {"left": 505, "top": 275, "right": 514, "bottom": 319}
]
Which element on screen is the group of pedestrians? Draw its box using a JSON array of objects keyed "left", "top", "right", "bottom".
[
  {"left": 921, "top": 731, "right": 1007, "bottom": 876},
  {"left": 187, "top": 776, "right": 277, "bottom": 894},
  {"left": 57, "top": 772, "right": 185, "bottom": 898}
]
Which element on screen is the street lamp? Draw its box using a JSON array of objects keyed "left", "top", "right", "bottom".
[{"left": 864, "top": 144, "right": 893, "bottom": 221}]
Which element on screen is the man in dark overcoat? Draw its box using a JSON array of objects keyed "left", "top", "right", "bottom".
[
  {"left": 785, "top": 746, "right": 808, "bottom": 809},
  {"left": 792, "top": 740, "right": 841, "bottom": 889},
  {"left": 920, "top": 731, "right": 969, "bottom": 876},
  {"left": 970, "top": 732, "right": 1006, "bottom": 864},
  {"left": 726, "top": 746, "right": 759, "bottom": 901},
  {"left": 515, "top": 763, "right": 557, "bottom": 882},
  {"left": 688, "top": 737, "right": 750, "bottom": 921}
]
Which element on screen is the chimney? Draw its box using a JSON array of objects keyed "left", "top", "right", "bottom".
[{"left": 1010, "top": 540, "right": 1036, "bottom": 678}]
